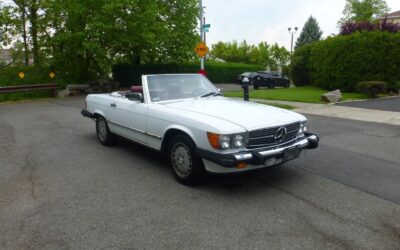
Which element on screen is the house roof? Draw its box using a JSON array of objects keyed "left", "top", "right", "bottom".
[{"left": 378, "top": 10, "right": 400, "bottom": 19}]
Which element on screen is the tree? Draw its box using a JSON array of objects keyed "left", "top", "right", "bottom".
[
  {"left": 210, "top": 41, "right": 290, "bottom": 70},
  {"left": 339, "top": 0, "right": 390, "bottom": 25},
  {"left": 269, "top": 44, "right": 290, "bottom": 70},
  {"left": 295, "top": 16, "right": 323, "bottom": 50}
]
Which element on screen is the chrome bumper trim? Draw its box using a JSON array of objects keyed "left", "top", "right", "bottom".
[
  {"left": 259, "top": 138, "right": 308, "bottom": 157},
  {"left": 232, "top": 137, "right": 309, "bottom": 160}
]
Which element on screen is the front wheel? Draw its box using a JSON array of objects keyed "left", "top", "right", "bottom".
[
  {"left": 96, "top": 116, "right": 116, "bottom": 146},
  {"left": 168, "top": 134, "right": 205, "bottom": 185}
]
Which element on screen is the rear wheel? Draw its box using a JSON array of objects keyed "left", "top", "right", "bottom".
[
  {"left": 268, "top": 82, "right": 275, "bottom": 89},
  {"left": 96, "top": 116, "right": 116, "bottom": 146},
  {"left": 168, "top": 134, "right": 205, "bottom": 185}
]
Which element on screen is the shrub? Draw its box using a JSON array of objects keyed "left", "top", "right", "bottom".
[
  {"left": 356, "top": 81, "right": 388, "bottom": 97},
  {"left": 112, "top": 62, "right": 264, "bottom": 87},
  {"left": 340, "top": 19, "right": 400, "bottom": 35},
  {"left": 289, "top": 44, "right": 313, "bottom": 86},
  {"left": 290, "top": 31, "right": 400, "bottom": 91},
  {"left": 388, "top": 81, "right": 400, "bottom": 93}
]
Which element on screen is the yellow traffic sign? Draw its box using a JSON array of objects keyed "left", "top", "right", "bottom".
[
  {"left": 18, "top": 72, "right": 25, "bottom": 79},
  {"left": 49, "top": 72, "right": 56, "bottom": 79},
  {"left": 195, "top": 42, "right": 209, "bottom": 57}
]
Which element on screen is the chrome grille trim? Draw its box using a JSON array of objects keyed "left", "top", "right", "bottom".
[{"left": 247, "top": 122, "right": 300, "bottom": 148}]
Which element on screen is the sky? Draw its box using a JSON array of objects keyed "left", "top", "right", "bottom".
[{"left": 203, "top": 0, "right": 400, "bottom": 50}]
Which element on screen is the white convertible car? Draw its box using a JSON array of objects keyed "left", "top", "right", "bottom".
[{"left": 82, "top": 74, "right": 319, "bottom": 185}]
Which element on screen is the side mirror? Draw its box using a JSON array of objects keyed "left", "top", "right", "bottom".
[
  {"left": 127, "top": 92, "right": 143, "bottom": 102},
  {"left": 217, "top": 88, "right": 223, "bottom": 94}
]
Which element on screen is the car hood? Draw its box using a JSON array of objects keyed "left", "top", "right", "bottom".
[{"left": 160, "top": 97, "right": 305, "bottom": 131}]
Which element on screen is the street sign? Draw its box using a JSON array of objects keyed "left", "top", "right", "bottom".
[
  {"left": 18, "top": 72, "right": 25, "bottom": 79},
  {"left": 194, "top": 42, "right": 209, "bottom": 57},
  {"left": 49, "top": 72, "right": 56, "bottom": 79},
  {"left": 203, "top": 28, "right": 209, "bottom": 32},
  {"left": 202, "top": 24, "right": 211, "bottom": 29}
]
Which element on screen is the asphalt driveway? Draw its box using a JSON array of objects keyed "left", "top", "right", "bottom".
[
  {"left": 336, "top": 96, "right": 400, "bottom": 112},
  {"left": 0, "top": 97, "right": 399, "bottom": 249}
]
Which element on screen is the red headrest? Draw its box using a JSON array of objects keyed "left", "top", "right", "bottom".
[{"left": 130, "top": 86, "right": 143, "bottom": 94}]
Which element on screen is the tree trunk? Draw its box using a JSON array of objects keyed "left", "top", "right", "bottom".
[
  {"left": 21, "top": 10, "right": 29, "bottom": 66},
  {"left": 29, "top": 2, "right": 39, "bottom": 65}
]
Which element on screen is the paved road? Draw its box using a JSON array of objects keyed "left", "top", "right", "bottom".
[
  {"left": 1, "top": 97, "right": 400, "bottom": 249},
  {"left": 336, "top": 96, "right": 400, "bottom": 112},
  {"left": 214, "top": 83, "right": 242, "bottom": 92}
]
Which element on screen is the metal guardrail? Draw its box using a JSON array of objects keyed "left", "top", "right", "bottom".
[{"left": 0, "top": 83, "right": 58, "bottom": 97}]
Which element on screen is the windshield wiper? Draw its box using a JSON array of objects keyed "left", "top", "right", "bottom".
[{"left": 200, "top": 92, "right": 221, "bottom": 98}]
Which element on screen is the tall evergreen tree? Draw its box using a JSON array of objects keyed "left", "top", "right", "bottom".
[{"left": 295, "top": 16, "right": 323, "bottom": 50}]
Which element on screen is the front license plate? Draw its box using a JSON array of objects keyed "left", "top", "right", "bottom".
[{"left": 283, "top": 147, "right": 300, "bottom": 162}]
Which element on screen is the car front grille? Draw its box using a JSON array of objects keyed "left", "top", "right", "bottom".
[{"left": 247, "top": 122, "right": 300, "bottom": 148}]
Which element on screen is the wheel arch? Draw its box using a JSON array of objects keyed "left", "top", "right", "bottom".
[
  {"left": 92, "top": 109, "right": 106, "bottom": 119},
  {"left": 161, "top": 126, "right": 197, "bottom": 154}
]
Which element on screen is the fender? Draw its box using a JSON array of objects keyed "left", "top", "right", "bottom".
[
  {"left": 92, "top": 109, "right": 106, "bottom": 119},
  {"left": 163, "top": 125, "right": 196, "bottom": 141}
]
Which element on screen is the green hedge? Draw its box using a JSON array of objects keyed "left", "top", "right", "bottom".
[
  {"left": 0, "top": 65, "right": 57, "bottom": 87},
  {"left": 289, "top": 31, "right": 400, "bottom": 91},
  {"left": 0, "top": 65, "right": 61, "bottom": 102},
  {"left": 112, "top": 62, "right": 263, "bottom": 87}
]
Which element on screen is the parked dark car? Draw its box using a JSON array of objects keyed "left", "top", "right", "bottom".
[
  {"left": 237, "top": 72, "right": 273, "bottom": 87},
  {"left": 237, "top": 71, "right": 291, "bottom": 89},
  {"left": 252, "top": 71, "right": 291, "bottom": 89}
]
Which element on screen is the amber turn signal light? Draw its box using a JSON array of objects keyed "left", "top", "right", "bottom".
[
  {"left": 207, "top": 132, "right": 220, "bottom": 149},
  {"left": 236, "top": 162, "right": 248, "bottom": 169}
]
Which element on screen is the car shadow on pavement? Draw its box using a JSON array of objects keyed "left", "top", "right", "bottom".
[{"left": 88, "top": 134, "right": 301, "bottom": 193}]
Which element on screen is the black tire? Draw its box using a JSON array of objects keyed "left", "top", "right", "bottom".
[
  {"left": 268, "top": 82, "right": 275, "bottom": 89},
  {"left": 168, "top": 134, "right": 205, "bottom": 185},
  {"left": 96, "top": 116, "right": 116, "bottom": 146},
  {"left": 253, "top": 84, "right": 259, "bottom": 90}
]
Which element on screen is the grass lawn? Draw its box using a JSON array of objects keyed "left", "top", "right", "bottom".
[{"left": 224, "top": 86, "right": 368, "bottom": 104}]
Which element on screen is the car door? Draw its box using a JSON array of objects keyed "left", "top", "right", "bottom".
[{"left": 108, "top": 97, "right": 148, "bottom": 145}]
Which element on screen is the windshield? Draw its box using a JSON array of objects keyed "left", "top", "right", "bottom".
[{"left": 147, "top": 74, "right": 218, "bottom": 102}]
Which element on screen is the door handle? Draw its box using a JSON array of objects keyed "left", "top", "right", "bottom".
[{"left": 110, "top": 103, "right": 116, "bottom": 107}]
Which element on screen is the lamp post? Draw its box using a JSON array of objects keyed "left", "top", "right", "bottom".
[{"left": 288, "top": 27, "right": 298, "bottom": 54}]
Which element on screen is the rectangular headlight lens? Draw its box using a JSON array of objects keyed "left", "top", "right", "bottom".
[{"left": 207, "top": 132, "right": 246, "bottom": 149}]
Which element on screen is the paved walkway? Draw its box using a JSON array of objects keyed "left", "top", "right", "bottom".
[{"left": 250, "top": 98, "right": 400, "bottom": 126}]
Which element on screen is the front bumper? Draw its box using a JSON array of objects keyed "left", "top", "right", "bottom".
[{"left": 197, "top": 133, "right": 319, "bottom": 172}]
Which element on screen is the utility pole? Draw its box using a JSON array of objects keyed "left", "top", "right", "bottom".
[
  {"left": 203, "top": 16, "right": 206, "bottom": 68},
  {"left": 288, "top": 27, "right": 298, "bottom": 54},
  {"left": 199, "top": 0, "right": 204, "bottom": 70}
]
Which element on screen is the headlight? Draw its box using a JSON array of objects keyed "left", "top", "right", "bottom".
[
  {"left": 298, "top": 121, "right": 308, "bottom": 135},
  {"left": 207, "top": 132, "right": 246, "bottom": 149},
  {"left": 233, "top": 134, "right": 245, "bottom": 147},
  {"left": 220, "top": 135, "right": 231, "bottom": 149}
]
